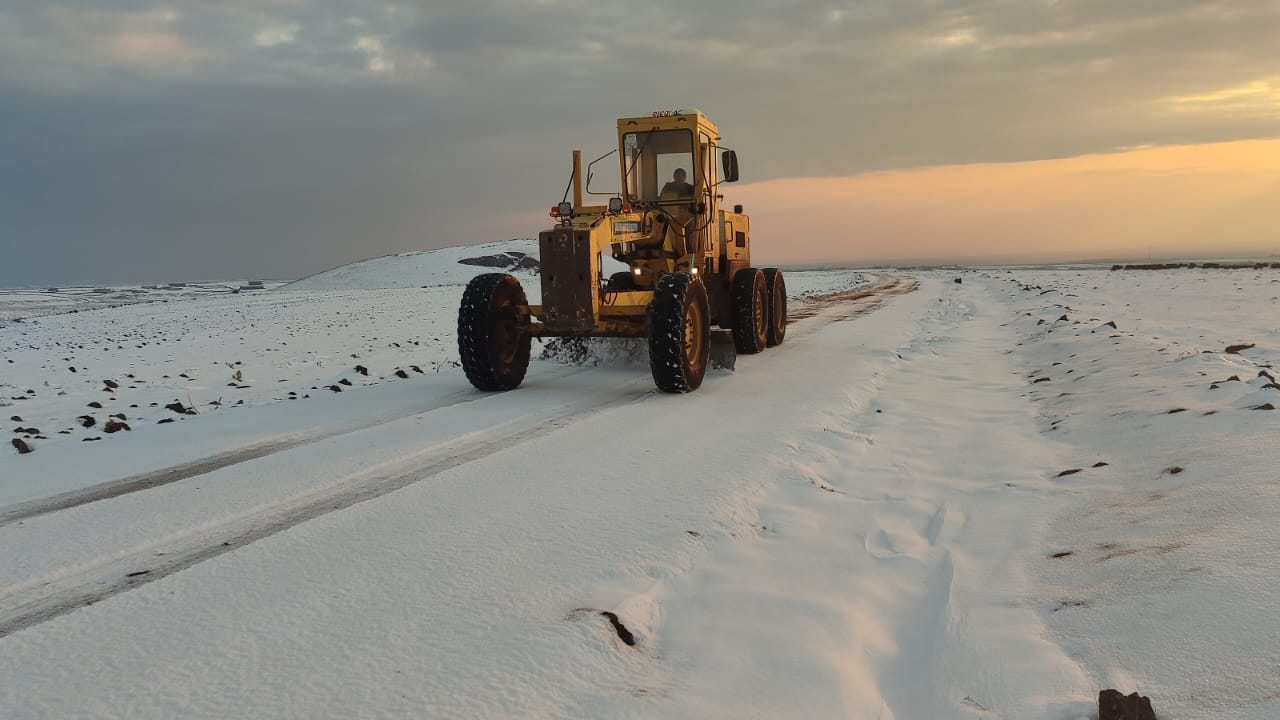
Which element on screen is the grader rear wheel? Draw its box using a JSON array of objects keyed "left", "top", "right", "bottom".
[
  {"left": 763, "top": 267, "right": 787, "bottom": 347},
  {"left": 731, "top": 268, "right": 768, "bottom": 354},
  {"left": 648, "top": 272, "right": 710, "bottom": 393},
  {"left": 458, "top": 273, "right": 531, "bottom": 391}
]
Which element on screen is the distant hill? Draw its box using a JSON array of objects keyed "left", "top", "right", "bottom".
[
  {"left": 282, "top": 239, "right": 541, "bottom": 291},
  {"left": 283, "top": 238, "right": 627, "bottom": 291}
]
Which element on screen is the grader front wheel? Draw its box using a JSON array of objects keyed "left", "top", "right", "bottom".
[
  {"left": 458, "top": 273, "right": 531, "bottom": 391},
  {"left": 648, "top": 272, "right": 711, "bottom": 393}
]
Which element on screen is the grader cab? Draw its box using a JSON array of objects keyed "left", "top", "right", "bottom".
[{"left": 457, "top": 109, "right": 786, "bottom": 393}]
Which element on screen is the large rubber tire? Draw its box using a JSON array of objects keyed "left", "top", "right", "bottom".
[
  {"left": 731, "top": 268, "right": 767, "bottom": 354},
  {"left": 648, "top": 272, "right": 711, "bottom": 393},
  {"left": 605, "top": 271, "right": 636, "bottom": 293},
  {"left": 458, "top": 273, "right": 531, "bottom": 391},
  {"left": 763, "top": 267, "right": 787, "bottom": 347}
]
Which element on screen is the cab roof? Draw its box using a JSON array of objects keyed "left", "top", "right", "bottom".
[{"left": 616, "top": 110, "right": 720, "bottom": 140}]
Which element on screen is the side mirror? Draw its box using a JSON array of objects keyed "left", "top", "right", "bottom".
[
  {"left": 722, "top": 150, "right": 739, "bottom": 183},
  {"left": 608, "top": 197, "right": 623, "bottom": 213}
]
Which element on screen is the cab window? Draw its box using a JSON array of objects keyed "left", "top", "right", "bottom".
[{"left": 622, "top": 129, "right": 694, "bottom": 203}]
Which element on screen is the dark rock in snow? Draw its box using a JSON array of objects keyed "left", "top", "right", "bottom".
[
  {"left": 103, "top": 379, "right": 119, "bottom": 389},
  {"left": 157, "top": 418, "right": 175, "bottom": 424},
  {"left": 12, "top": 437, "right": 32, "bottom": 454},
  {"left": 88, "top": 401, "right": 103, "bottom": 409},
  {"left": 104, "top": 419, "right": 132, "bottom": 433},
  {"left": 1098, "top": 689, "right": 1156, "bottom": 720},
  {"left": 329, "top": 384, "right": 343, "bottom": 392},
  {"left": 598, "top": 611, "right": 635, "bottom": 646},
  {"left": 339, "top": 378, "right": 352, "bottom": 386},
  {"left": 76, "top": 415, "right": 96, "bottom": 428},
  {"left": 395, "top": 369, "right": 410, "bottom": 379},
  {"left": 458, "top": 251, "right": 540, "bottom": 273},
  {"left": 355, "top": 365, "right": 369, "bottom": 376},
  {"left": 1225, "top": 343, "right": 1255, "bottom": 354},
  {"left": 9, "top": 415, "right": 21, "bottom": 422},
  {"left": 164, "top": 402, "right": 196, "bottom": 415}
]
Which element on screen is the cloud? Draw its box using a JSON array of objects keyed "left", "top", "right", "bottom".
[
  {"left": 253, "top": 23, "right": 299, "bottom": 48},
  {"left": 1166, "top": 76, "right": 1280, "bottom": 119},
  {"left": 2, "top": 0, "right": 1279, "bottom": 284}
]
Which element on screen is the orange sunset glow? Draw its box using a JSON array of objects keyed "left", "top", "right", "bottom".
[{"left": 742, "top": 138, "right": 1280, "bottom": 267}]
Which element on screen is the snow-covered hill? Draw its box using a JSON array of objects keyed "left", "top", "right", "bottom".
[{"left": 282, "top": 239, "right": 544, "bottom": 291}]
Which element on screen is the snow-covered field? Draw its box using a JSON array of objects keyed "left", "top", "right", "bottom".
[
  {"left": 2, "top": 246, "right": 1277, "bottom": 719},
  {"left": 0, "top": 280, "right": 290, "bottom": 322}
]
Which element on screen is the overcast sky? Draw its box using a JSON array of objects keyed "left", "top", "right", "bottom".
[{"left": 2, "top": 1, "right": 1278, "bottom": 285}]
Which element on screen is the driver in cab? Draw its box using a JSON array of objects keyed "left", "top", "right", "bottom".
[{"left": 660, "top": 168, "right": 694, "bottom": 199}]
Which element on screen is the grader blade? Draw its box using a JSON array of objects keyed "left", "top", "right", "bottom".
[{"left": 709, "top": 329, "right": 737, "bottom": 370}]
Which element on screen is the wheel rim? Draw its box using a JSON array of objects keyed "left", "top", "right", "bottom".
[
  {"left": 493, "top": 300, "right": 520, "bottom": 365},
  {"left": 684, "top": 298, "right": 704, "bottom": 365}
]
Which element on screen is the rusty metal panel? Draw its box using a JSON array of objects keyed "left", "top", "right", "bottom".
[{"left": 538, "top": 228, "right": 597, "bottom": 333}]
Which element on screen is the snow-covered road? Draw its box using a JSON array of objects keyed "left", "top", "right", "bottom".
[{"left": 3, "top": 256, "right": 1279, "bottom": 720}]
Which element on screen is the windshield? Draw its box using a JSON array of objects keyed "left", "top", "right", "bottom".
[{"left": 622, "top": 129, "right": 694, "bottom": 203}]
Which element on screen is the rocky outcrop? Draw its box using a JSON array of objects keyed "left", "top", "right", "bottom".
[{"left": 458, "top": 251, "right": 539, "bottom": 274}]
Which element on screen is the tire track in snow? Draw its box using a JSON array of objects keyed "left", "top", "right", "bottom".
[
  {"left": 786, "top": 275, "right": 919, "bottom": 336},
  {"left": 0, "top": 367, "right": 583, "bottom": 528},
  {"left": 0, "top": 384, "right": 645, "bottom": 638}
]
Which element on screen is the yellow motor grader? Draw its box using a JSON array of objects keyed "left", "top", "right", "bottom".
[{"left": 458, "top": 109, "right": 786, "bottom": 393}]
